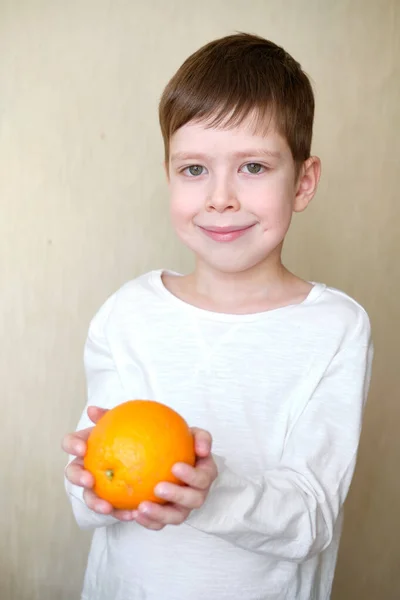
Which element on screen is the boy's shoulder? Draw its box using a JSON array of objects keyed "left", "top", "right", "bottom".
[
  {"left": 114, "top": 269, "right": 162, "bottom": 301},
  {"left": 306, "top": 282, "right": 372, "bottom": 346},
  {"left": 88, "top": 270, "right": 165, "bottom": 329},
  {"left": 316, "top": 283, "right": 370, "bottom": 319}
]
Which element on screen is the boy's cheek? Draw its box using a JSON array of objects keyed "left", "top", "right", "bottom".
[{"left": 170, "top": 202, "right": 201, "bottom": 227}]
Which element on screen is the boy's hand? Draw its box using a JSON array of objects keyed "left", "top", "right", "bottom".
[
  {"left": 62, "top": 406, "right": 137, "bottom": 522},
  {"left": 133, "top": 428, "right": 218, "bottom": 531},
  {"left": 63, "top": 411, "right": 218, "bottom": 528}
]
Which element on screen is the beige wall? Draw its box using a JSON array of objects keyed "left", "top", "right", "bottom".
[{"left": 1, "top": 1, "right": 399, "bottom": 598}]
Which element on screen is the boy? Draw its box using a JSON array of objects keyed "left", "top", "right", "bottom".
[{"left": 62, "top": 33, "right": 373, "bottom": 600}]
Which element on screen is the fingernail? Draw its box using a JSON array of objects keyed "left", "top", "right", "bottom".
[
  {"left": 139, "top": 504, "right": 149, "bottom": 514},
  {"left": 171, "top": 465, "right": 180, "bottom": 477},
  {"left": 154, "top": 484, "right": 167, "bottom": 498},
  {"left": 172, "top": 463, "right": 186, "bottom": 477}
]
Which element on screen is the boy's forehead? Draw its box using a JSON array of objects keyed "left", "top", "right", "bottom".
[{"left": 170, "top": 116, "right": 288, "bottom": 157}]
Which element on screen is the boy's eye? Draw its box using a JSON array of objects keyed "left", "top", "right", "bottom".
[
  {"left": 242, "top": 163, "right": 265, "bottom": 175},
  {"left": 183, "top": 165, "right": 205, "bottom": 177}
]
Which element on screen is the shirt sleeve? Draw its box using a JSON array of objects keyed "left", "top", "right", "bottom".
[
  {"left": 64, "top": 294, "right": 129, "bottom": 530},
  {"left": 186, "top": 308, "right": 373, "bottom": 563}
]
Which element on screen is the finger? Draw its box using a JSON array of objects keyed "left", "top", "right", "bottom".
[
  {"left": 64, "top": 458, "right": 94, "bottom": 488},
  {"left": 171, "top": 456, "right": 217, "bottom": 490},
  {"left": 112, "top": 509, "right": 137, "bottom": 522},
  {"left": 154, "top": 482, "right": 205, "bottom": 509},
  {"left": 61, "top": 429, "right": 93, "bottom": 456},
  {"left": 137, "top": 501, "right": 189, "bottom": 526},
  {"left": 133, "top": 510, "right": 165, "bottom": 530},
  {"left": 83, "top": 488, "right": 114, "bottom": 515},
  {"left": 61, "top": 408, "right": 108, "bottom": 455},
  {"left": 191, "top": 427, "right": 212, "bottom": 457},
  {"left": 80, "top": 486, "right": 136, "bottom": 521},
  {"left": 87, "top": 406, "right": 108, "bottom": 425}
]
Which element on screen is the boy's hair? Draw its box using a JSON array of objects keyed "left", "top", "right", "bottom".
[{"left": 159, "top": 33, "right": 315, "bottom": 169}]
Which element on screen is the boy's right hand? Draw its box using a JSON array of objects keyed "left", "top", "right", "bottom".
[{"left": 62, "top": 406, "right": 136, "bottom": 522}]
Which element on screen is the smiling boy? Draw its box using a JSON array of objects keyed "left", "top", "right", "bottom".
[{"left": 63, "top": 33, "right": 373, "bottom": 600}]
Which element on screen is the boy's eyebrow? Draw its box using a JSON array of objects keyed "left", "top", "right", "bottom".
[
  {"left": 170, "top": 149, "right": 282, "bottom": 163},
  {"left": 233, "top": 149, "right": 282, "bottom": 160}
]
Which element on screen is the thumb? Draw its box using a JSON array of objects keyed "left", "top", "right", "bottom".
[{"left": 87, "top": 406, "right": 108, "bottom": 425}]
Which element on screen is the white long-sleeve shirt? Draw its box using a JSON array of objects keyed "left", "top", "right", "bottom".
[{"left": 65, "top": 269, "right": 373, "bottom": 600}]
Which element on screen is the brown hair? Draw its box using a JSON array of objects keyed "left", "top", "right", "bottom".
[{"left": 159, "top": 33, "right": 315, "bottom": 169}]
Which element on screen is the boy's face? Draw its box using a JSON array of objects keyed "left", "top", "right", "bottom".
[{"left": 166, "top": 115, "right": 319, "bottom": 274}]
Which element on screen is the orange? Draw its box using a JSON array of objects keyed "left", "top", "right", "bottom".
[{"left": 83, "top": 400, "right": 195, "bottom": 510}]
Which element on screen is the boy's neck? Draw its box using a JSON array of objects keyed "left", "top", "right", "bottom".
[
  {"left": 194, "top": 256, "right": 286, "bottom": 298},
  {"left": 163, "top": 253, "right": 313, "bottom": 314}
]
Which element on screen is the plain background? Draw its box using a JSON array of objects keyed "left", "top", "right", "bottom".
[{"left": 1, "top": 1, "right": 399, "bottom": 598}]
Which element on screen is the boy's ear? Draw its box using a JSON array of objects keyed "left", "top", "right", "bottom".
[{"left": 293, "top": 156, "right": 321, "bottom": 213}]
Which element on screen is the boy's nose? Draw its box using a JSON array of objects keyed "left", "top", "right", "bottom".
[{"left": 205, "top": 182, "right": 240, "bottom": 213}]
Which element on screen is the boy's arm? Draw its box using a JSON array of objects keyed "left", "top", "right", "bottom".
[
  {"left": 186, "top": 309, "right": 373, "bottom": 562},
  {"left": 65, "top": 294, "right": 129, "bottom": 530}
]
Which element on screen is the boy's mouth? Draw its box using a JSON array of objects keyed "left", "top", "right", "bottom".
[{"left": 197, "top": 223, "right": 256, "bottom": 242}]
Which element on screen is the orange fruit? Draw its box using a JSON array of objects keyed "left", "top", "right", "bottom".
[{"left": 83, "top": 400, "right": 195, "bottom": 510}]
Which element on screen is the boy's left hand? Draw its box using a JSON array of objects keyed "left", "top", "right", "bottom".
[{"left": 134, "top": 427, "right": 218, "bottom": 530}]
